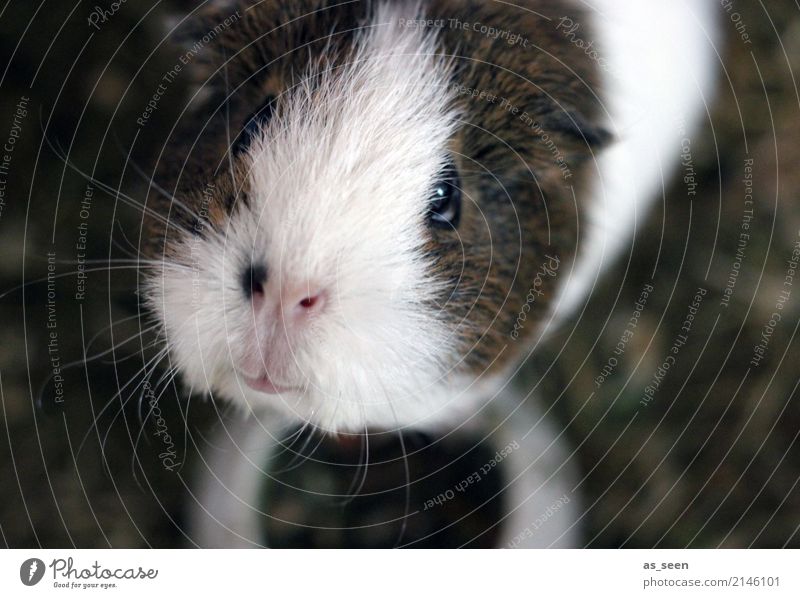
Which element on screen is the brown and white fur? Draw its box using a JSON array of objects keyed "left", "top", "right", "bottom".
[{"left": 143, "top": 0, "right": 718, "bottom": 547}]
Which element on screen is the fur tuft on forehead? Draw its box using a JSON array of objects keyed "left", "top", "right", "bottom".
[{"left": 244, "top": 1, "right": 460, "bottom": 266}]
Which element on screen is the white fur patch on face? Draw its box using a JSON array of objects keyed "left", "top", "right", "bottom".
[{"left": 149, "top": 4, "right": 471, "bottom": 432}]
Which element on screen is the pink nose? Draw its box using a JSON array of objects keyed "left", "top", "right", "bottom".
[{"left": 242, "top": 264, "right": 326, "bottom": 325}]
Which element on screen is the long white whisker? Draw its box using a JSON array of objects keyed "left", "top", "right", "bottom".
[{"left": 75, "top": 346, "right": 169, "bottom": 459}]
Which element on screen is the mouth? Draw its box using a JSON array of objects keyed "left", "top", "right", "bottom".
[{"left": 239, "top": 372, "right": 300, "bottom": 396}]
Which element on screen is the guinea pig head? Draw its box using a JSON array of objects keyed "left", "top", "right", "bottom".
[{"left": 144, "top": 1, "right": 609, "bottom": 432}]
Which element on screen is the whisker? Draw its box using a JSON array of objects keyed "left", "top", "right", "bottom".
[
  {"left": 83, "top": 312, "right": 149, "bottom": 350},
  {"left": 271, "top": 420, "right": 310, "bottom": 460},
  {"left": 50, "top": 257, "right": 187, "bottom": 269},
  {"left": 276, "top": 422, "right": 324, "bottom": 475},
  {"left": 35, "top": 319, "right": 162, "bottom": 411},
  {"left": 275, "top": 395, "right": 340, "bottom": 475},
  {"left": 101, "top": 350, "right": 174, "bottom": 473},
  {"left": 0, "top": 262, "right": 191, "bottom": 300},
  {"left": 178, "top": 381, "right": 194, "bottom": 468},
  {"left": 124, "top": 156, "right": 206, "bottom": 226},
  {"left": 56, "top": 324, "right": 162, "bottom": 385},
  {"left": 47, "top": 137, "right": 197, "bottom": 236},
  {"left": 386, "top": 397, "right": 411, "bottom": 549},
  {"left": 340, "top": 403, "right": 370, "bottom": 505},
  {"left": 75, "top": 346, "right": 169, "bottom": 460},
  {"left": 221, "top": 46, "right": 238, "bottom": 189},
  {"left": 111, "top": 217, "right": 144, "bottom": 260}
]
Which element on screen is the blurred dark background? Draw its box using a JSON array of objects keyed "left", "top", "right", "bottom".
[{"left": 1, "top": 0, "right": 800, "bottom": 547}]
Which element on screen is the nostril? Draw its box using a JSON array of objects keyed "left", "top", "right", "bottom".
[
  {"left": 299, "top": 296, "right": 317, "bottom": 309},
  {"left": 297, "top": 291, "right": 325, "bottom": 312},
  {"left": 241, "top": 263, "right": 268, "bottom": 298}
]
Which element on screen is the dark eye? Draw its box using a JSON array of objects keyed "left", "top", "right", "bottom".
[
  {"left": 428, "top": 163, "right": 462, "bottom": 229},
  {"left": 232, "top": 95, "right": 276, "bottom": 155}
]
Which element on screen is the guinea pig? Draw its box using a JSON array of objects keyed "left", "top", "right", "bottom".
[{"left": 144, "top": 0, "right": 718, "bottom": 546}]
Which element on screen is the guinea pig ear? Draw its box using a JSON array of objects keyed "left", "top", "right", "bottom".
[{"left": 540, "top": 106, "right": 613, "bottom": 149}]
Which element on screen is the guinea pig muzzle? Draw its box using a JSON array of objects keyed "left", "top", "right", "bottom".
[{"left": 236, "top": 262, "right": 328, "bottom": 395}]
